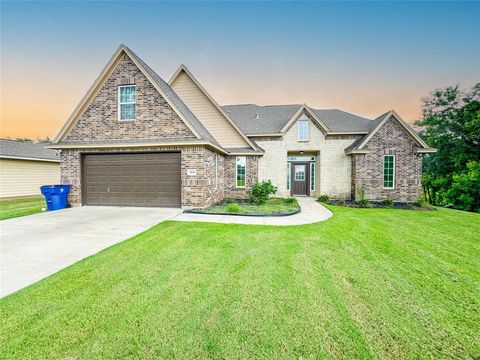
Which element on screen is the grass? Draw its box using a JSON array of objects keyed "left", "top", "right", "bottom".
[
  {"left": 193, "top": 197, "right": 300, "bottom": 215},
  {"left": 0, "top": 196, "right": 45, "bottom": 220},
  {"left": 1, "top": 206, "right": 479, "bottom": 359}
]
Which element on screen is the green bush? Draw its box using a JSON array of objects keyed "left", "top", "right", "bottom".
[
  {"left": 381, "top": 197, "right": 394, "bottom": 207},
  {"left": 249, "top": 180, "right": 278, "bottom": 205},
  {"left": 226, "top": 203, "right": 240, "bottom": 213},
  {"left": 357, "top": 185, "right": 369, "bottom": 207},
  {"left": 412, "top": 199, "right": 425, "bottom": 207},
  {"left": 284, "top": 197, "right": 298, "bottom": 205},
  {"left": 443, "top": 161, "right": 480, "bottom": 212},
  {"left": 318, "top": 195, "right": 329, "bottom": 203},
  {"left": 337, "top": 199, "right": 346, "bottom": 206}
]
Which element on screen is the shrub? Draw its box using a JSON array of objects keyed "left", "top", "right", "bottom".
[
  {"left": 318, "top": 195, "right": 329, "bottom": 203},
  {"left": 337, "top": 199, "right": 346, "bottom": 206},
  {"left": 413, "top": 199, "right": 424, "bottom": 207},
  {"left": 357, "top": 185, "right": 369, "bottom": 207},
  {"left": 443, "top": 161, "right": 480, "bottom": 212},
  {"left": 284, "top": 197, "right": 298, "bottom": 205},
  {"left": 249, "top": 180, "right": 278, "bottom": 205},
  {"left": 226, "top": 203, "right": 240, "bottom": 213},
  {"left": 381, "top": 197, "right": 394, "bottom": 207}
]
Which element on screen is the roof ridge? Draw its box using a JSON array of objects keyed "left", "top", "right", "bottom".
[
  {"left": 125, "top": 47, "right": 223, "bottom": 149},
  {"left": 310, "top": 107, "right": 374, "bottom": 121},
  {"left": 223, "top": 103, "right": 302, "bottom": 107},
  {"left": 224, "top": 104, "right": 371, "bottom": 120}
]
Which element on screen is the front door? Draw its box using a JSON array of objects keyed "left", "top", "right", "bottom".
[{"left": 291, "top": 163, "right": 309, "bottom": 196}]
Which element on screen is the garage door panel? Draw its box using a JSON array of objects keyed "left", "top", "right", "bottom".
[{"left": 83, "top": 152, "right": 181, "bottom": 207}]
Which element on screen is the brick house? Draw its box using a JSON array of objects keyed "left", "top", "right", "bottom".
[{"left": 50, "top": 45, "right": 436, "bottom": 208}]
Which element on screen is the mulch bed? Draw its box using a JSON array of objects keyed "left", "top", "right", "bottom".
[{"left": 324, "top": 200, "right": 436, "bottom": 211}]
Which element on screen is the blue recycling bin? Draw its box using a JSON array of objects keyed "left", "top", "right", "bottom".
[{"left": 40, "top": 185, "right": 71, "bottom": 211}]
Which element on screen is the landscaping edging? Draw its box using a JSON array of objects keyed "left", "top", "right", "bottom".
[{"left": 184, "top": 208, "right": 301, "bottom": 217}]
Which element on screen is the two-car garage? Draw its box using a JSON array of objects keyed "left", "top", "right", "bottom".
[{"left": 82, "top": 152, "right": 181, "bottom": 207}]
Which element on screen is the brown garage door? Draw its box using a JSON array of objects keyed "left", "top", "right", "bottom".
[{"left": 82, "top": 152, "right": 181, "bottom": 207}]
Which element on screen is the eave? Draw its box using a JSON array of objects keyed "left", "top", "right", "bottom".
[
  {"left": 0, "top": 155, "right": 60, "bottom": 163},
  {"left": 344, "top": 149, "right": 370, "bottom": 155},
  {"left": 415, "top": 148, "right": 437, "bottom": 154},
  {"left": 247, "top": 133, "right": 283, "bottom": 137},
  {"left": 47, "top": 140, "right": 229, "bottom": 155}
]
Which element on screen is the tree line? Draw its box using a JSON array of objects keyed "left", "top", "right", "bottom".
[{"left": 416, "top": 83, "right": 480, "bottom": 212}]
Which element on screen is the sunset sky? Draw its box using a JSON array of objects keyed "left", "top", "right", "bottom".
[{"left": 1, "top": 1, "right": 479, "bottom": 139}]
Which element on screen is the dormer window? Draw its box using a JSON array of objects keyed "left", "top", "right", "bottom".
[
  {"left": 118, "top": 85, "right": 136, "bottom": 121},
  {"left": 298, "top": 120, "right": 309, "bottom": 141}
]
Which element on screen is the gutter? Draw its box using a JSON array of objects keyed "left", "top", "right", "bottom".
[
  {"left": 415, "top": 148, "right": 437, "bottom": 154},
  {"left": 0, "top": 155, "right": 60, "bottom": 163}
]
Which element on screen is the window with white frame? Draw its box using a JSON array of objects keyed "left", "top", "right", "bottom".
[
  {"left": 310, "top": 162, "right": 315, "bottom": 191},
  {"left": 118, "top": 85, "right": 136, "bottom": 120},
  {"left": 298, "top": 120, "right": 309, "bottom": 141},
  {"left": 214, "top": 154, "right": 218, "bottom": 188},
  {"left": 383, "top": 155, "right": 395, "bottom": 189},
  {"left": 287, "top": 163, "right": 291, "bottom": 190},
  {"left": 294, "top": 165, "right": 306, "bottom": 181},
  {"left": 236, "top": 156, "right": 246, "bottom": 187}
]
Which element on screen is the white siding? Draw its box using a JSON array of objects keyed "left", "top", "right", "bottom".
[
  {"left": 0, "top": 159, "right": 60, "bottom": 198},
  {"left": 171, "top": 72, "right": 249, "bottom": 148},
  {"left": 255, "top": 114, "right": 357, "bottom": 199}
]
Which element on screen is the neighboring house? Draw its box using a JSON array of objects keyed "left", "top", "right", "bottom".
[
  {"left": 0, "top": 139, "right": 60, "bottom": 198},
  {"left": 50, "top": 45, "right": 436, "bottom": 208}
]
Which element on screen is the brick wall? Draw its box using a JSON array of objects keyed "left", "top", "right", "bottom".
[
  {"left": 182, "top": 146, "right": 224, "bottom": 208},
  {"left": 65, "top": 54, "right": 196, "bottom": 142},
  {"left": 58, "top": 54, "right": 227, "bottom": 208},
  {"left": 61, "top": 146, "right": 224, "bottom": 208},
  {"left": 351, "top": 117, "right": 423, "bottom": 202},
  {"left": 224, "top": 155, "right": 259, "bottom": 199}
]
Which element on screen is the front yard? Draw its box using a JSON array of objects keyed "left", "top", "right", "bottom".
[
  {"left": 0, "top": 196, "right": 45, "bottom": 220},
  {"left": 1, "top": 206, "right": 479, "bottom": 359}
]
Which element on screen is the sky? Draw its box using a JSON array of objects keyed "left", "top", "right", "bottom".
[{"left": 1, "top": 1, "right": 479, "bottom": 139}]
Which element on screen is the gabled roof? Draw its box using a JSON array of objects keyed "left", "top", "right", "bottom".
[
  {"left": 280, "top": 105, "right": 330, "bottom": 134},
  {"left": 222, "top": 104, "right": 373, "bottom": 135},
  {"left": 169, "top": 65, "right": 258, "bottom": 150},
  {"left": 0, "top": 139, "right": 60, "bottom": 162},
  {"left": 344, "top": 110, "right": 434, "bottom": 154},
  {"left": 126, "top": 51, "right": 220, "bottom": 147},
  {"left": 53, "top": 45, "right": 220, "bottom": 149}
]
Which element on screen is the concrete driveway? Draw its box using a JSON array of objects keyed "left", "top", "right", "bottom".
[{"left": 0, "top": 206, "right": 181, "bottom": 297}]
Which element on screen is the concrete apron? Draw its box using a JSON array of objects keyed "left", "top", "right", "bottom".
[{"left": 0, "top": 206, "right": 181, "bottom": 297}]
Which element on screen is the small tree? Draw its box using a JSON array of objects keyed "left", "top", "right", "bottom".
[
  {"left": 249, "top": 180, "right": 277, "bottom": 205},
  {"left": 357, "top": 185, "right": 369, "bottom": 207}
]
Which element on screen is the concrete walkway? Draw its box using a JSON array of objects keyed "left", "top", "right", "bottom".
[
  {"left": 0, "top": 206, "right": 181, "bottom": 297},
  {"left": 173, "top": 197, "right": 332, "bottom": 226}
]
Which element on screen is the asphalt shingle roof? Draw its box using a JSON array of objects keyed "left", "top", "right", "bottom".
[
  {"left": 311, "top": 109, "right": 374, "bottom": 133},
  {"left": 222, "top": 104, "right": 375, "bottom": 134},
  {"left": 0, "top": 139, "right": 60, "bottom": 161},
  {"left": 126, "top": 47, "right": 222, "bottom": 148},
  {"left": 223, "top": 104, "right": 301, "bottom": 135}
]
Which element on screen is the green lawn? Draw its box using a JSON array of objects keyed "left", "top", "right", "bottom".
[
  {"left": 193, "top": 197, "right": 300, "bottom": 215},
  {"left": 1, "top": 207, "right": 479, "bottom": 359},
  {"left": 0, "top": 196, "right": 45, "bottom": 220}
]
